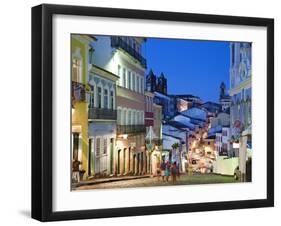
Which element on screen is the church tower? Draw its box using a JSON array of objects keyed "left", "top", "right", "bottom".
[
  {"left": 220, "top": 82, "right": 226, "bottom": 99},
  {"left": 156, "top": 72, "right": 167, "bottom": 95},
  {"left": 146, "top": 69, "right": 157, "bottom": 92}
]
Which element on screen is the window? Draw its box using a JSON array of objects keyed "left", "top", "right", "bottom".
[
  {"left": 123, "top": 68, "right": 126, "bottom": 87},
  {"left": 128, "top": 71, "right": 131, "bottom": 90},
  {"left": 110, "top": 90, "right": 114, "bottom": 109},
  {"left": 104, "top": 89, "right": 108, "bottom": 109},
  {"left": 123, "top": 109, "right": 127, "bottom": 125},
  {"left": 136, "top": 76, "right": 140, "bottom": 93},
  {"left": 128, "top": 110, "right": 131, "bottom": 125},
  {"left": 117, "top": 65, "right": 121, "bottom": 85},
  {"left": 97, "top": 87, "right": 102, "bottom": 108},
  {"left": 96, "top": 138, "right": 100, "bottom": 156},
  {"left": 117, "top": 109, "right": 121, "bottom": 124},
  {"left": 89, "top": 89, "right": 94, "bottom": 108},
  {"left": 103, "top": 138, "right": 107, "bottom": 154},
  {"left": 140, "top": 78, "right": 143, "bottom": 93},
  {"left": 72, "top": 58, "right": 82, "bottom": 82},
  {"left": 133, "top": 111, "right": 136, "bottom": 125},
  {"left": 132, "top": 73, "right": 136, "bottom": 91}
]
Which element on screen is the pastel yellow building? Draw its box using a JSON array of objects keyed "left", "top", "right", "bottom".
[{"left": 71, "top": 34, "right": 96, "bottom": 181}]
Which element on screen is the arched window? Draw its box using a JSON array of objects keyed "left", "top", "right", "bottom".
[
  {"left": 89, "top": 85, "right": 95, "bottom": 108},
  {"left": 110, "top": 90, "right": 114, "bottom": 109}
]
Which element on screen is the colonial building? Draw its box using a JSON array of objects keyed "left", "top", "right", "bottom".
[
  {"left": 91, "top": 35, "right": 147, "bottom": 176},
  {"left": 229, "top": 42, "right": 252, "bottom": 181},
  {"left": 71, "top": 34, "right": 96, "bottom": 180},
  {"left": 87, "top": 65, "right": 118, "bottom": 177}
]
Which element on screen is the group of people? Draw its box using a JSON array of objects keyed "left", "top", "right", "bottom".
[{"left": 158, "top": 160, "right": 180, "bottom": 184}]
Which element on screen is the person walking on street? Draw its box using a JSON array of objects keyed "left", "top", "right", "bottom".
[
  {"left": 72, "top": 158, "right": 82, "bottom": 183},
  {"left": 165, "top": 161, "right": 171, "bottom": 182}
]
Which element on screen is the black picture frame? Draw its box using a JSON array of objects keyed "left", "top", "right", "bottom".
[{"left": 31, "top": 4, "right": 274, "bottom": 222}]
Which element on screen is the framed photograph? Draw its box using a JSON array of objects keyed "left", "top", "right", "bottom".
[{"left": 32, "top": 4, "right": 274, "bottom": 221}]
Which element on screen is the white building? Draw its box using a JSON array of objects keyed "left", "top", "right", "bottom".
[
  {"left": 229, "top": 42, "right": 252, "bottom": 181},
  {"left": 91, "top": 35, "right": 147, "bottom": 176},
  {"left": 87, "top": 65, "right": 118, "bottom": 177}
]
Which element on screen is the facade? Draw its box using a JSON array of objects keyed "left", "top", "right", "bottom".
[
  {"left": 87, "top": 65, "right": 118, "bottom": 177},
  {"left": 215, "top": 127, "right": 231, "bottom": 156},
  {"left": 71, "top": 35, "right": 96, "bottom": 180},
  {"left": 91, "top": 35, "right": 147, "bottom": 176},
  {"left": 229, "top": 42, "right": 252, "bottom": 181},
  {"left": 154, "top": 92, "right": 176, "bottom": 119}
]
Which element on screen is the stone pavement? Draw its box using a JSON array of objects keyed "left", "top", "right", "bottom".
[{"left": 72, "top": 174, "right": 151, "bottom": 188}]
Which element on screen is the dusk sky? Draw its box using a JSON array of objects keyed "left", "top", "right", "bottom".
[{"left": 144, "top": 38, "right": 230, "bottom": 103}]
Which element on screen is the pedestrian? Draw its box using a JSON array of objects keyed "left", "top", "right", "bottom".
[
  {"left": 165, "top": 161, "right": 171, "bottom": 182},
  {"left": 171, "top": 161, "right": 177, "bottom": 184},
  {"left": 72, "top": 158, "right": 82, "bottom": 183},
  {"left": 160, "top": 160, "right": 166, "bottom": 182}
]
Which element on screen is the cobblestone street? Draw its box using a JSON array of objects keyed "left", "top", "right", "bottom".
[{"left": 73, "top": 174, "right": 237, "bottom": 190}]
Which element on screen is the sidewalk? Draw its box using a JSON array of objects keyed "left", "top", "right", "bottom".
[{"left": 73, "top": 175, "right": 151, "bottom": 188}]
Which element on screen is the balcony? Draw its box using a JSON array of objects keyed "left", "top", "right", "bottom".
[
  {"left": 88, "top": 107, "right": 117, "bottom": 120},
  {"left": 72, "top": 81, "right": 86, "bottom": 104},
  {"left": 111, "top": 36, "right": 147, "bottom": 68},
  {"left": 117, "top": 125, "right": 146, "bottom": 135}
]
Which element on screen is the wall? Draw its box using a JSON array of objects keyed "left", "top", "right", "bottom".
[
  {"left": 213, "top": 156, "right": 239, "bottom": 176},
  {"left": 0, "top": 0, "right": 280, "bottom": 226}
]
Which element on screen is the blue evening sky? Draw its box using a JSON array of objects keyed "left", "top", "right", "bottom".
[{"left": 144, "top": 38, "right": 230, "bottom": 103}]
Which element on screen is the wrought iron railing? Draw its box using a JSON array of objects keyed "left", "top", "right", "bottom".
[
  {"left": 72, "top": 81, "right": 86, "bottom": 102},
  {"left": 111, "top": 36, "right": 147, "bottom": 68},
  {"left": 88, "top": 108, "right": 117, "bottom": 120},
  {"left": 117, "top": 125, "right": 146, "bottom": 135},
  {"left": 146, "top": 139, "right": 163, "bottom": 146}
]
